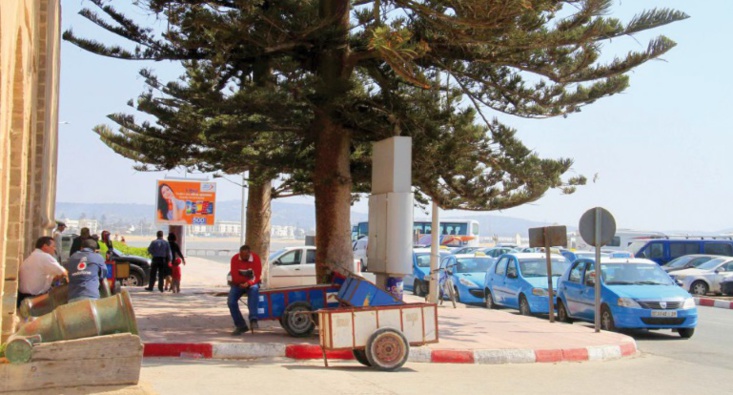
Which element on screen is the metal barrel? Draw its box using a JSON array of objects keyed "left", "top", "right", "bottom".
[
  {"left": 19, "top": 280, "right": 113, "bottom": 319},
  {"left": 5, "top": 289, "right": 138, "bottom": 364}
]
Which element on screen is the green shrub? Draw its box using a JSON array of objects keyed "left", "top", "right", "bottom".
[
  {"left": 0, "top": 343, "right": 5, "bottom": 358},
  {"left": 100, "top": 243, "right": 151, "bottom": 259}
]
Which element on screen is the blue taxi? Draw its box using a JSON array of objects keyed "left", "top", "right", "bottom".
[
  {"left": 555, "top": 258, "right": 697, "bottom": 338},
  {"left": 483, "top": 253, "right": 569, "bottom": 315},
  {"left": 403, "top": 248, "right": 451, "bottom": 297},
  {"left": 439, "top": 254, "right": 494, "bottom": 303}
]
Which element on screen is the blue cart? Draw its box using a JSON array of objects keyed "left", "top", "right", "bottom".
[{"left": 257, "top": 281, "right": 343, "bottom": 337}]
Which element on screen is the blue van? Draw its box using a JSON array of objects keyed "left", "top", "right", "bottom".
[{"left": 629, "top": 238, "right": 733, "bottom": 265}]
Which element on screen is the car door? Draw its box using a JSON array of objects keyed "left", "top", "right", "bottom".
[
  {"left": 503, "top": 258, "right": 521, "bottom": 308},
  {"left": 487, "top": 256, "right": 509, "bottom": 304},
  {"left": 578, "top": 261, "right": 597, "bottom": 320},
  {"left": 711, "top": 260, "right": 733, "bottom": 292},
  {"left": 269, "top": 248, "right": 304, "bottom": 288},
  {"left": 560, "top": 261, "right": 587, "bottom": 318},
  {"left": 301, "top": 248, "right": 317, "bottom": 286}
]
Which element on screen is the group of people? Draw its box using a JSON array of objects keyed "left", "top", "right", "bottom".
[
  {"left": 18, "top": 233, "right": 107, "bottom": 308},
  {"left": 146, "top": 231, "right": 186, "bottom": 293}
]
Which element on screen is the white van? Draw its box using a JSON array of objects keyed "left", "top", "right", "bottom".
[{"left": 353, "top": 237, "right": 368, "bottom": 272}]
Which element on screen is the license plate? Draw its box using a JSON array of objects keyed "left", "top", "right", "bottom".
[{"left": 651, "top": 310, "right": 677, "bottom": 318}]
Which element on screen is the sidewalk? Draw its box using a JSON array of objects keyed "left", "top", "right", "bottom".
[{"left": 131, "top": 256, "right": 637, "bottom": 365}]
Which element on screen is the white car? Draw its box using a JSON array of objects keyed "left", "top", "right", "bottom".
[
  {"left": 268, "top": 246, "right": 317, "bottom": 288},
  {"left": 670, "top": 257, "right": 733, "bottom": 295},
  {"left": 353, "top": 237, "right": 368, "bottom": 272}
]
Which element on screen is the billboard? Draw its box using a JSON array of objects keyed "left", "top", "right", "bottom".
[{"left": 155, "top": 180, "right": 217, "bottom": 225}]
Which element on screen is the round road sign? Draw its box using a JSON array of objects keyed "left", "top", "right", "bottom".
[{"left": 579, "top": 207, "right": 616, "bottom": 247}]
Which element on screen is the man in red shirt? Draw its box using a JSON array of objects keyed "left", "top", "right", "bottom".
[{"left": 228, "top": 245, "right": 262, "bottom": 335}]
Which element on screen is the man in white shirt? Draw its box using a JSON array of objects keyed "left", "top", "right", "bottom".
[
  {"left": 18, "top": 236, "right": 68, "bottom": 307},
  {"left": 52, "top": 221, "right": 66, "bottom": 262}
]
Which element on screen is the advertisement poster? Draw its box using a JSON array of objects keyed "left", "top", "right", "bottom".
[{"left": 155, "top": 180, "right": 217, "bottom": 225}]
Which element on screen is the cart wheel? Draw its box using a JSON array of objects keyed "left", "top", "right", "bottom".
[
  {"left": 282, "top": 301, "right": 316, "bottom": 337},
  {"left": 365, "top": 328, "right": 410, "bottom": 371},
  {"left": 353, "top": 349, "right": 371, "bottom": 367}
]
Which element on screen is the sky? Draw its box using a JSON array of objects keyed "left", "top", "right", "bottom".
[{"left": 56, "top": 0, "right": 732, "bottom": 233}]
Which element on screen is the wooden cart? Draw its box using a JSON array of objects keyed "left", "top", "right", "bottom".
[{"left": 318, "top": 303, "right": 438, "bottom": 371}]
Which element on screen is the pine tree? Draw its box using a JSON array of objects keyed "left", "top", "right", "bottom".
[{"left": 64, "top": 0, "right": 687, "bottom": 281}]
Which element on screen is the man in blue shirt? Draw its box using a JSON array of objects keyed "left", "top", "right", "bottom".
[
  {"left": 65, "top": 239, "right": 107, "bottom": 303},
  {"left": 146, "top": 230, "right": 172, "bottom": 292}
]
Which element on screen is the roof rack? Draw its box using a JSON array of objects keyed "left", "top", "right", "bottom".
[{"left": 647, "top": 235, "right": 733, "bottom": 241}]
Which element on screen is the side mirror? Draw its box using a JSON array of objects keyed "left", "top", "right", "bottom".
[
  {"left": 715, "top": 268, "right": 724, "bottom": 274},
  {"left": 507, "top": 271, "right": 517, "bottom": 279},
  {"left": 272, "top": 259, "right": 282, "bottom": 266},
  {"left": 586, "top": 277, "right": 595, "bottom": 286}
]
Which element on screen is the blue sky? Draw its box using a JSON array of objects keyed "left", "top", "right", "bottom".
[{"left": 57, "top": 1, "right": 731, "bottom": 232}]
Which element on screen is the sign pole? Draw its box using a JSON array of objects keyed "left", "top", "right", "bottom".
[
  {"left": 594, "top": 207, "right": 602, "bottom": 332},
  {"left": 428, "top": 201, "right": 440, "bottom": 303},
  {"left": 544, "top": 228, "right": 555, "bottom": 323}
]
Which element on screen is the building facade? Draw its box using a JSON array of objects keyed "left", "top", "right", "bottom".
[{"left": 0, "top": 0, "right": 61, "bottom": 341}]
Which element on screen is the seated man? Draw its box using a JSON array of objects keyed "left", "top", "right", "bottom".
[
  {"left": 227, "top": 245, "right": 262, "bottom": 335},
  {"left": 64, "top": 239, "right": 107, "bottom": 303},
  {"left": 18, "top": 236, "right": 68, "bottom": 307}
]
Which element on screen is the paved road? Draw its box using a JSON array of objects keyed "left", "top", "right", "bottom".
[{"left": 633, "top": 305, "right": 733, "bottom": 369}]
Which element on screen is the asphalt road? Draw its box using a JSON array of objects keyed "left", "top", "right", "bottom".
[{"left": 632, "top": 305, "right": 733, "bottom": 369}]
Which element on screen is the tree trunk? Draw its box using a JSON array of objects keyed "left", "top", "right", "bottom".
[{"left": 245, "top": 177, "right": 272, "bottom": 286}]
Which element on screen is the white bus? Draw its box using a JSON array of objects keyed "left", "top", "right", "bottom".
[{"left": 352, "top": 219, "right": 480, "bottom": 247}]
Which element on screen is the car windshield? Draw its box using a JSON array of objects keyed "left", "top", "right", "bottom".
[
  {"left": 518, "top": 258, "right": 569, "bottom": 277},
  {"left": 665, "top": 256, "right": 693, "bottom": 268},
  {"left": 454, "top": 257, "right": 493, "bottom": 273},
  {"left": 602, "top": 263, "right": 675, "bottom": 286},
  {"left": 269, "top": 249, "right": 285, "bottom": 260},
  {"left": 416, "top": 252, "right": 449, "bottom": 267},
  {"left": 697, "top": 258, "right": 729, "bottom": 271}
]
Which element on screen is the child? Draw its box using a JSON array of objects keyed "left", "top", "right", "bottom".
[{"left": 170, "top": 257, "right": 183, "bottom": 293}]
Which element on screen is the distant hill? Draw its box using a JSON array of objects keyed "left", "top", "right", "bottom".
[{"left": 56, "top": 200, "right": 569, "bottom": 236}]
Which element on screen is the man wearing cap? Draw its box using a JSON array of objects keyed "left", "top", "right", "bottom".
[
  {"left": 18, "top": 237, "right": 68, "bottom": 307},
  {"left": 65, "top": 239, "right": 107, "bottom": 303}
]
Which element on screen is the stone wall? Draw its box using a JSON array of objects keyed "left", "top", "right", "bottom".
[{"left": 0, "top": 0, "right": 60, "bottom": 342}]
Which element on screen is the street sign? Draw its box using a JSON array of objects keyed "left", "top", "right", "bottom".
[
  {"left": 578, "top": 207, "right": 616, "bottom": 333},
  {"left": 578, "top": 207, "right": 616, "bottom": 247},
  {"left": 528, "top": 226, "right": 567, "bottom": 248},
  {"left": 528, "top": 225, "right": 567, "bottom": 323}
]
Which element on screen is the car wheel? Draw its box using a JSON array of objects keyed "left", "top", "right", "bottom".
[
  {"left": 360, "top": 259, "right": 367, "bottom": 272},
  {"left": 519, "top": 295, "right": 531, "bottom": 316},
  {"left": 557, "top": 300, "right": 573, "bottom": 323},
  {"left": 123, "top": 270, "right": 144, "bottom": 287},
  {"left": 690, "top": 280, "right": 709, "bottom": 296},
  {"left": 413, "top": 280, "right": 423, "bottom": 297},
  {"left": 601, "top": 305, "right": 616, "bottom": 332},
  {"left": 419, "top": 280, "right": 429, "bottom": 297},
  {"left": 678, "top": 327, "right": 695, "bottom": 339},
  {"left": 484, "top": 289, "right": 496, "bottom": 309}
]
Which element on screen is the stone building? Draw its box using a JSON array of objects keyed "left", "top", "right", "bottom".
[{"left": 0, "top": 0, "right": 61, "bottom": 341}]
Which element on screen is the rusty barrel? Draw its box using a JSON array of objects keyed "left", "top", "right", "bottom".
[{"left": 5, "top": 289, "right": 138, "bottom": 364}]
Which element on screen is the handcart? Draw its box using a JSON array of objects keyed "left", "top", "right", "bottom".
[
  {"left": 318, "top": 274, "right": 439, "bottom": 371},
  {"left": 318, "top": 303, "right": 438, "bottom": 371}
]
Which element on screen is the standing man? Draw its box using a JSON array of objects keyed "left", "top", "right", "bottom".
[
  {"left": 65, "top": 239, "right": 107, "bottom": 302},
  {"left": 52, "top": 221, "right": 66, "bottom": 262},
  {"left": 18, "top": 237, "right": 68, "bottom": 307},
  {"left": 227, "top": 245, "right": 262, "bottom": 335},
  {"left": 146, "top": 230, "right": 172, "bottom": 292}
]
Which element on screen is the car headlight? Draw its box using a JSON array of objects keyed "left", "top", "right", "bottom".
[
  {"left": 459, "top": 278, "right": 476, "bottom": 287},
  {"left": 617, "top": 298, "right": 641, "bottom": 308},
  {"left": 682, "top": 298, "right": 696, "bottom": 309},
  {"left": 532, "top": 287, "right": 548, "bottom": 297}
]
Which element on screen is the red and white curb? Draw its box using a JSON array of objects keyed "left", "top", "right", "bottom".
[
  {"left": 143, "top": 342, "right": 637, "bottom": 364},
  {"left": 695, "top": 297, "right": 733, "bottom": 310}
]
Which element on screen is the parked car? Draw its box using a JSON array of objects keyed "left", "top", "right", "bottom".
[
  {"left": 668, "top": 257, "right": 733, "bottom": 295},
  {"left": 352, "top": 236, "right": 368, "bottom": 271},
  {"left": 483, "top": 252, "right": 569, "bottom": 315},
  {"left": 450, "top": 246, "right": 481, "bottom": 255},
  {"left": 439, "top": 254, "right": 494, "bottom": 303},
  {"left": 403, "top": 248, "right": 451, "bottom": 297},
  {"left": 721, "top": 278, "right": 733, "bottom": 296},
  {"left": 555, "top": 258, "right": 697, "bottom": 338},
  {"left": 661, "top": 254, "right": 719, "bottom": 273},
  {"left": 479, "top": 246, "right": 515, "bottom": 258},
  {"left": 629, "top": 238, "right": 733, "bottom": 265},
  {"left": 109, "top": 248, "right": 151, "bottom": 287},
  {"left": 268, "top": 246, "right": 317, "bottom": 288},
  {"left": 561, "top": 250, "right": 609, "bottom": 262}
]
